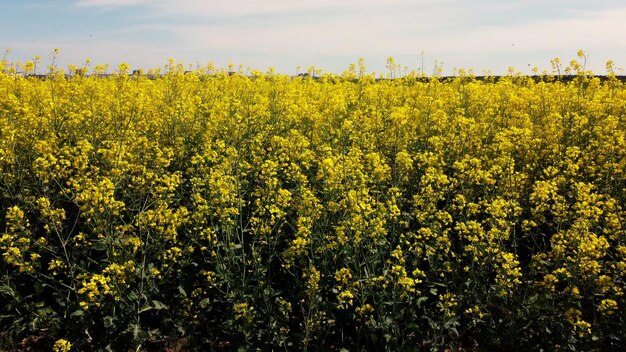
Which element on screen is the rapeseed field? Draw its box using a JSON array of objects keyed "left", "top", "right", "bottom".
[{"left": 1, "top": 55, "right": 625, "bottom": 351}]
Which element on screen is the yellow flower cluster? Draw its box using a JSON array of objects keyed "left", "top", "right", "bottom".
[
  {"left": 234, "top": 302, "right": 255, "bottom": 323},
  {"left": 304, "top": 265, "right": 321, "bottom": 295},
  {"left": 336, "top": 289, "right": 355, "bottom": 310},
  {"left": 77, "top": 274, "right": 111, "bottom": 304},
  {"left": 102, "top": 260, "right": 136, "bottom": 286},
  {"left": 0, "top": 206, "right": 35, "bottom": 273},
  {"left": 52, "top": 339, "right": 72, "bottom": 352},
  {"left": 437, "top": 293, "right": 458, "bottom": 318}
]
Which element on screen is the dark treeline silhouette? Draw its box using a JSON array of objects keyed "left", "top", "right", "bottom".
[{"left": 16, "top": 72, "right": 626, "bottom": 83}]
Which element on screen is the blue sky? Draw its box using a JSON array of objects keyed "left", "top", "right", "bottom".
[{"left": 2, "top": 0, "right": 625, "bottom": 75}]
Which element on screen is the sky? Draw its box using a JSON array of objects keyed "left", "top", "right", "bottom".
[{"left": 1, "top": 0, "right": 625, "bottom": 76}]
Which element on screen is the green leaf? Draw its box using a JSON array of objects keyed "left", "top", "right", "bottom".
[
  {"left": 199, "top": 298, "right": 210, "bottom": 308},
  {"left": 35, "top": 282, "right": 44, "bottom": 294},
  {"left": 152, "top": 300, "right": 168, "bottom": 310},
  {"left": 70, "top": 310, "right": 84, "bottom": 317},
  {"left": 104, "top": 316, "right": 114, "bottom": 328}
]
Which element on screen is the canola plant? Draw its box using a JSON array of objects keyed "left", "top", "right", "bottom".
[{"left": 1, "top": 56, "right": 625, "bottom": 351}]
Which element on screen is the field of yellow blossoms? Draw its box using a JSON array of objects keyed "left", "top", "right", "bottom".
[{"left": 1, "top": 55, "right": 626, "bottom": 351}]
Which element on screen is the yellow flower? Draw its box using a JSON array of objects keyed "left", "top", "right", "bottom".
[
  {"left": 574, "top": 320, "right": 592, "bottom": 337},
  {"left": 334, "top": 267, "right": 352, "bottom": 285},
  {"left": 464, "top": 305, "right": 484, "bottom": 319},
  {"left": 356, "top": 303, "right": 374, "bottom": 317},
  {"left": 598, "top": 299, "right": 618, "bottom": 315},
  {"left": 303, "top": 266, "right": 321, "bottom": 294},
  {"left": 336, "top": 289, "right": 355, "bottom": 309},
  {"left": 53, "top": 339, "right": 72, "bottom": 352},
  {"left": 437, "top": 293, "right": 458, "bottom": 317},
  {"left": 234, "top": 302, "right": 255, "bottom": 322}
]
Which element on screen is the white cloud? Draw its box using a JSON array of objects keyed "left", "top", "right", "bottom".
[
  {"left": 139, "top": 4, "right": 626, "bottom": 54},
  {"left": 443, "top": 7, "right": 626, "bottom": 52}
]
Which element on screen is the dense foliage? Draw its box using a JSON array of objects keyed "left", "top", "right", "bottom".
[{"left": 1, "top": 56, "right": 626, "bottom": 351}]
